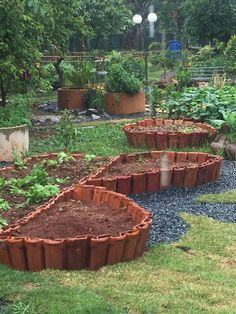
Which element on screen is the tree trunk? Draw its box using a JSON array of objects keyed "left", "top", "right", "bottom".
[
  {"left": 0, "top": 77, "right": 7, "bottom": 107},
  {"left": 53, "top": 57, "right": 64, "bottom": 88}
]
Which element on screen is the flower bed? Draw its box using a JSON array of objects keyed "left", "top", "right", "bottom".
[
  {"left": 123, "top": 119, "right": 216, "bottom": 149},
  {"left": 0, "top": 185, "right": 152, "bottom": 271},
  {"left": 84, "top": 151, "right": 223, "bottom": 195}
]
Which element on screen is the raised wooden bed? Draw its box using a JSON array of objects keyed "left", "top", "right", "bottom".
[
  {"left": 84, "top": 151, "right": 223, "bottom": 195},
  {"left": 123, "top": 119, "right": 216, "bottom": 149},
  {"left": 0, "top": 185, "right": 152, "bottom": 271}
]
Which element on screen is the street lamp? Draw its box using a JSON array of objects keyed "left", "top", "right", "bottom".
[{"left": 133, "top": 12, "right": 157, "bottom": 85}]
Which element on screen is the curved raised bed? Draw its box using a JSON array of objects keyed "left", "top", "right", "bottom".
[
  {"left": 84, "top": 151, "right": 223, "bottom": 195},
  {"left": 123, "top": 119, "right": 216, "bottom": 149},
  {"left": 0, "top": 185, "right": 152, "bottom": 271}
]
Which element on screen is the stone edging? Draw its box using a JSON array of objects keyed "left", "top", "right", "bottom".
[
  {"left": 0, "top": 185, "right": 152, "bottom": 271},
  {"left": 123, "top": 119, "right": 217, "bottom": 149}
]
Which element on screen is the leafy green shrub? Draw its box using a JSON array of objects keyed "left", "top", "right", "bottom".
[
  {"left": 65, "top": 61, "right": 95, "bottom": 88},
  {"left": 224, "top": 34, "right": 236, "bottom": 75},
  {"left": 176, "top": 67, "right": 191, "bottom": 90},
  {"left": 0, "top": 94, "right": 33, "bottom": 127},
  {"left": 105, "top": 63, "right": 142, "bottom": 94},
  {"left": 164, "top": 86, "right": 236, "bottom": 122},
  {"left": 39, "top": 63, "right": 58, "bottom": 91},
  {"left": 106, "top": 51, "right": 145, "bottom": 81}
]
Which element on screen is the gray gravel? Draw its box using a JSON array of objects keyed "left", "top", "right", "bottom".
[{"left": 131, "top": 160, "right": 236, "bottom": 245}]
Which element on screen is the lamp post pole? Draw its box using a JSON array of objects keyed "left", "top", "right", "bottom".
[{"left": 133, "top": 12, "right": 157, "bottom": 86}]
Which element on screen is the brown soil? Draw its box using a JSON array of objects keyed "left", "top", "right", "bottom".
[
  {"left": 102, "top": 157, "right": 197, "bottom": 178},
  {"left": 132, "top": 124, "right": 207, "bottom": 133},
  {"left": 9, "top": 200, "right": 134, "bottom": 239},
  {"left": 0, "top": 155, "right": 107, "bottom": 224}
]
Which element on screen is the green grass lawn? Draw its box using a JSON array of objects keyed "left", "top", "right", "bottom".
[
  {"left": 1, "top": 214, "right": 236, "bottom": 314},
  {"left": 196, "top": 189, "right": 236, "bottom": 204},
  {"left": 29, "top": 120, "right": 213, "bottom": 157},
  {"left": 1, "top": 120, "right": 234, "bottom": 313}
]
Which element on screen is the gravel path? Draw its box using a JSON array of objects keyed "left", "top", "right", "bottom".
[{"left": 131, "top": 160, "right": 236, "bottom": 245}]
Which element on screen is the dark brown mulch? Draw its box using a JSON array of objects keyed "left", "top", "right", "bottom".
[{"left": 9, "top": 200, "right": 134, "bottom": 239}]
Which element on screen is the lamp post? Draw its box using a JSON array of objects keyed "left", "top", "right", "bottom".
[{"left": 132, "top": 12, "right": 157, "bottom": 85}]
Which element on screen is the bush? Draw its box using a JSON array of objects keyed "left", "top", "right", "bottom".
[
  {"left": 64, "top": 61, "right": 95, "bottom": 89},
  {"left": 106, "top": 51, "right": 145, "bottom": 81},
  {"left": 162, "top": 86, "right": 236, "bottom": 122},
  {"left": 0, "top": 94, "right": 33, "bottom": 127},
  {"left": 224, "top": 34, "right": 236, "bottom": 75},
  {"left": 105, "top": 63, "right": 142, "bottom": 95}
]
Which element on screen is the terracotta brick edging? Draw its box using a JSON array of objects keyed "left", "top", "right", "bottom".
[
  {"left": 84, "top": 151, "right": 223, "bottom": 195},
  {"left": 0, "top": 151, "right": 223, "bottom": 272},
  {"left": 0, "top": 185, "right": 152, "bottom": 272},
  {"left": 123, "top": 118, "right": 217, "bottom": 149}
]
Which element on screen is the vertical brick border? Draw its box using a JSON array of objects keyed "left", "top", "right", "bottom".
[
  {"left": 84, "top": 151, "right": 223, "bottom": 195},
  {"left": 0, "top": 185, "right": 152, "bottom": 271},
  {"left": 123, "top": 119, "right": 216, "bottom": 149}
]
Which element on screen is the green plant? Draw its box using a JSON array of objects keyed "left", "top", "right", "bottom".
[
  {"left": 56, "top": 111, "right": 81, "bottom": 147},
  {"left": 106, "top": 63, "right": 142, "bottom": 95},
  {"left": 0, "top": 178, "right": 5, "bottom": 191},
  {"left": 0, "top": 198, "right": 10, "bottom": 212},
  {"left": 12, "top": 149, "right": 27, "bottom": 169},
  {"left": 164, "top": 86, "right": 236, "bottom": 122},
  {"left": 150, "top": 49, "right": 177, "bottom": 74},
  {"left": 176, "top": 67, "right": 191, "bottom": 91},
  {"left": 224, "top": 34, "right": 236, "bottom": 75},
  {"left": 106, "top": 51, "right": 144, "bottom": 81},
  {"left": 65, "top": 61, "right": 95, "bottom": 89},
  {"left": 85, "top": 154, "right": 96, "bottom": 161},
  {"left": 0, "top": 94, "right": 33, "bottom": 128},
  {"left": 211, "top": 73, "right": 227, "bottom": 89},
  {"left": 57, "top": 151, "right": 75, "bottom": 164},
  {"left": 25, "top": 183, "right": 59, "bottom": 204},
  {"left": 85, "top": 85, "right": 105, "bottom": 111}
]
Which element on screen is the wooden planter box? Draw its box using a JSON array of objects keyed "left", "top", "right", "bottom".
[
  {"left": 58, "top": 88, "right": 87, "bottom": 110},
  {"left": 0, "top": 124, "right": 29, "bottom": 162},
  {"left": 105, "top": 92, "right": 145, "bottom": 115}
]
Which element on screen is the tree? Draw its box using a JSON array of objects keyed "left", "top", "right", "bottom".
[
  {"left": 181, "top": 0, "right": 236, "bottom": 44},
  {"left": 153, "top": 0, "right": 183, "bottom": 38},
  {"left": 0, "top": 0, "right": 48, "bottom": 105},
  {"left": 80, "top": 0, "right": 132, "bottom": 37}
]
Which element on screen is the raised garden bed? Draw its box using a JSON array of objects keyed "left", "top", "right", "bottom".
[
  {"left": 0, "top": 185, "right": 152, "bottom": 271},
  {"left": 85, "top": 151, "right": 223, "bottom": 195},
  {"left": 0, "top": 153, "right": 107, "bottom": 225},
  {"left": 123, "top": 119, "right": 216, "bottom": 149}
]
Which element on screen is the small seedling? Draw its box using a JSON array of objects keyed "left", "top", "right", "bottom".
[
  {"left": 12, "top": 149, "right": 26, "bottom": 169},
  {"left": 85, "top": 154, "right": 96, "bottom": 162},
  {"left": 0, "top": 198, "right": 10, "bottom": 212}
]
